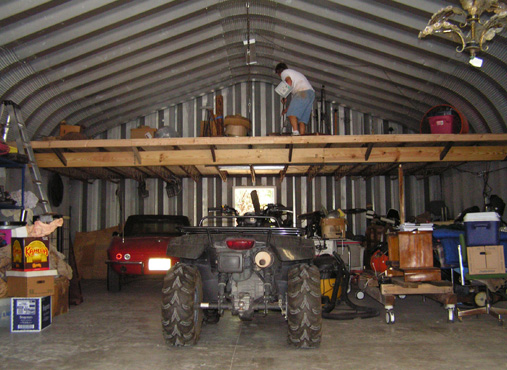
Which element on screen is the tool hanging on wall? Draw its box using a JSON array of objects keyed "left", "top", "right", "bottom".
[
  {"left": 319, "top": 85, "right": 331, "bottom": 134},
  {"left": 2, "top": 100, "right": 53, "bottom": 221}
]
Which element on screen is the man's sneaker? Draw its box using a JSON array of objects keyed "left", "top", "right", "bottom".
[{"left": 291, "top": 130, "right": 300, "bottom": 136}]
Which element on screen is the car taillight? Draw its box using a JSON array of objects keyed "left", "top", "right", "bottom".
[
  {"left": 226, "top": 239, "right": 255, "bottom": 250},
  {"left": 115, "top": 253, "right": 123, "bottom": 260}
]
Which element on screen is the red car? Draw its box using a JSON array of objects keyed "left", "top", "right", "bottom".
[{"left": 106, "top": 214, "right": 190, "bottom": 291}]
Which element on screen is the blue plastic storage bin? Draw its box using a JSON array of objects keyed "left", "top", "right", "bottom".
[{"left": 433, "top": 228, "right": 507, "bottom": 267}]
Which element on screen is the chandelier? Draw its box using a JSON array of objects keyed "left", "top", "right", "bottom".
[{"left": 419, "top": 0, "right": 507, "bottom": 67}]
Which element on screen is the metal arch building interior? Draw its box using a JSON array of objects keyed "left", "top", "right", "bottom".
[{"left": 1, "top": 0, "right": 506, "bottom": 141}]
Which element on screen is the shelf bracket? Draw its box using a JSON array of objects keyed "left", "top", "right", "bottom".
[
  {"left": 440, "top": 142, "right": 454, "bottom": 161},
  {"left": 52, "top": 149, "right": 67, "bottom": 166},
  {"left": 365, "top": 143, "right": 374, "bottom": 161},
  {"left": 250, "top": 165, "right": 256, "bottom": 185},
  {"left": 132, "top": 147, "right": 142, "bottom": 165},
  {"left": 210, "top": 145, "right": 217, "bottom": 162}
]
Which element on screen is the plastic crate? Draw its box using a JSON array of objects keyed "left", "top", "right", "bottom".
[{"left": 428, "top": 115, "right": 454, "bottom": 134}]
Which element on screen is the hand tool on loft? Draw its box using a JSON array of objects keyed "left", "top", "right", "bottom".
[
  {"left": 200, "top": 106, "right": 217, "bottom": 137},
  {"left": 2, "top": 100, "right": 53, "bottom": 222}
]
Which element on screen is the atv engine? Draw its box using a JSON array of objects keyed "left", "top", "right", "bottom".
[{"left": 216, "top": 239, "right": 277, "bottom": 320}]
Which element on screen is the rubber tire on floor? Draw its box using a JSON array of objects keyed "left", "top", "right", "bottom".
[
  {"left": 107, "top": 264, "right": 120, "bottom": 292},
  {"left": 161, "top": 263, "right": 203, "bottom": 346},
  {"left": 203, "top": 309, "right": 220, "bottom": 324},
  {"left": 287, "top": 264, "right": 322, "bottom": 348}
]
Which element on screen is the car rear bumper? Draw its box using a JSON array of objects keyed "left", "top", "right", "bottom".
[{"left": 106, "top": 260, "right": 145, "bottom": 275}]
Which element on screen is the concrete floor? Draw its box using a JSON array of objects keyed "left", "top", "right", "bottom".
[{"left": 1, "top": 278, "right": 507, "bottom": 370}]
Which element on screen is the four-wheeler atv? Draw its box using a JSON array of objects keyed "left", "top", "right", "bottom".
[{"left": 161, "top": 205, "right": 322, "bottom": 348}]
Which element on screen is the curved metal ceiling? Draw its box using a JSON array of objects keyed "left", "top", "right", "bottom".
[{"left": 1, "top": 0, "right": 506, "bottom": 140}]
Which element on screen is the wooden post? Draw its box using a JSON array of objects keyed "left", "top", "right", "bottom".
[
  {"left": 398, "top": 164, "right": 405, "bottom": 224},
  {"left": 216, "top": 95, "right": 224, "bottom": 136}
]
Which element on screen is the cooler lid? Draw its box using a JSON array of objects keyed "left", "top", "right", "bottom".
[
  {"left": 463, "top": 212, "right": 500, "bottom": 222},
  {"left": 0, "top": 221, "right": 26, "bottom": 229}
]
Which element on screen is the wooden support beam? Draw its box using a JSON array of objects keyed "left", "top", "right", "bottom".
[
  {"left": 210, "top": 145, "right": 217, "bottom": 162},
  {"left": 52, "top": 149, "right": 67, "bottom": 166},
  {"left": 34, "top": 145, "right": 507, "bottom": 168},
  {"left": 217, "top": 168, "right": 228, "bottom": 182},
  {"left": 250, "top": 165, "right": 256, "bottom": 185},
  {"left": 364, "top": 143, "right": 374, "bottom": 161},
  {"left": 306, "top": 165, "right": 324, "bottom": 181},
  {"left": 440, "top": 142, "right": 454, "bottom": 160},
  {"left": 279, "top": 165, "right": 289, "bottom": 184},
  {"left": 398, "top": 165, "right": 405, "bottom": 224},
  {"left": 180, "top": 165, "right": 201, "bottom": 183},
  {"left": 132, "top": 147, "right": 141, "bottom": 165}
]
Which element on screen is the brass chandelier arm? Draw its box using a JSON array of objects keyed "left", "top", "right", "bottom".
[{"left": 419, "top": 0, "right": 507, "bottom": 62}]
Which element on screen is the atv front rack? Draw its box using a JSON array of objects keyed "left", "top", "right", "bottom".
[{"left": 180, "top": 225, "right": 302, "bottom": 236}]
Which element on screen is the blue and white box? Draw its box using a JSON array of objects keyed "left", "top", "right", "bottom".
[
  {"left": 464, "top": 212, "right": 501, "bottom": 246},
  {"left": 11, "top": 296, "right": 51, "bottom": 332}
]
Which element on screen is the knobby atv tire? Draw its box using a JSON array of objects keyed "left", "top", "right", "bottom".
[
  {"left": 287, "top": 264, "right": 322, "bottom": 348},
  {"left": 161, "top": 263, "right": 203, "bottom": 346},
  {"left": 107, "top": 264, "right": 120, "bottom": 292}
]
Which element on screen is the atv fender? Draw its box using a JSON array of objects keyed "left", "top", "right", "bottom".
[
  {"left": 166, "top": 234, "right": 207, "bottom": 259},
  {"left": 270, "top": 235, "right": 315, "bottom": 261}
]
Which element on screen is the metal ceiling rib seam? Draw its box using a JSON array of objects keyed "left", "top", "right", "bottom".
[{"left": 451, "top": 68, "right": 506, "bottom": 133}]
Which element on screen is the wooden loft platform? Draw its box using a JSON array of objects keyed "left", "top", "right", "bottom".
[{"left": 30, "top": 134, "right": 507, "bottom": 183}]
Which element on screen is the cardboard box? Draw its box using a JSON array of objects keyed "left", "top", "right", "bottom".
[
  {"left": 130, "top": 126, "right": 157, "bottom": 139},
  {"left": 0, "top": 298, "right": 11, "bottom": 328},
  {"left": 7, "top": 276, "right": 55, "bottom": 297},
  {"left": 11, "top": 296, "right": 51, "bottom": 332},
  {"left": 52, "top": 277, "right": 70, "bottom": 318},
  {"left": 467, "top": 245, "right": 505, "bottom": 275},
  {"left": 320, "top": 218, "right": 346, "bottom": 239},
  {"left": 60, "top": 124, "right": 81, "bottom": 137},
  {"left": 11, "top": 237, "right": 50, "bottom": 271}
]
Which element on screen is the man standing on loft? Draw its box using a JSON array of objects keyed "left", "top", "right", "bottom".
[{"left": 275, "top": 62, "right": 315, "bottom": 135}]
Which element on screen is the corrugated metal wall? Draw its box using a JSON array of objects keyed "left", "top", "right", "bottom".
[
  {"left": 62, "top": 81, "right": 456, "bottom": 239},
  {"left": 5, "top": 81, "right": 505, "bottom": 241}
]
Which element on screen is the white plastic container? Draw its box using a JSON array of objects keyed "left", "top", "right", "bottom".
[{"left": 275, "top": 81, "right": 293, "bottom": 98}]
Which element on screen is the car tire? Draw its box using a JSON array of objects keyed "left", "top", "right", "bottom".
[
  {"left": 107, "top": 264, "right": 121, "bottom": 292},
  {"left": 161, "top": 263, "right": 203, "bottom": 346},
  {"left": 287, "top": 264, "right": 322, "bottom": 348}
]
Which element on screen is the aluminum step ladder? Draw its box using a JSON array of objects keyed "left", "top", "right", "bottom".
[{"left": 2, "top": 100, "right": 53, "bottom": 221}]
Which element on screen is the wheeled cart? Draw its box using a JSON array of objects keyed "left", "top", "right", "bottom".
[{"left": 361, "top": 275, "right": 457, "bottom": 324}]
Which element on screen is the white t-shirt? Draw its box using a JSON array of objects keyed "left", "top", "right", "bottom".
[{"left": 281, "top": 69, "right": 314, "bottom": 93}]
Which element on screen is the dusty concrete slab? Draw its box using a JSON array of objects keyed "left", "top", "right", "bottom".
[{"left": 1, "top": 278, "right": 507, "bottom": 370}]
